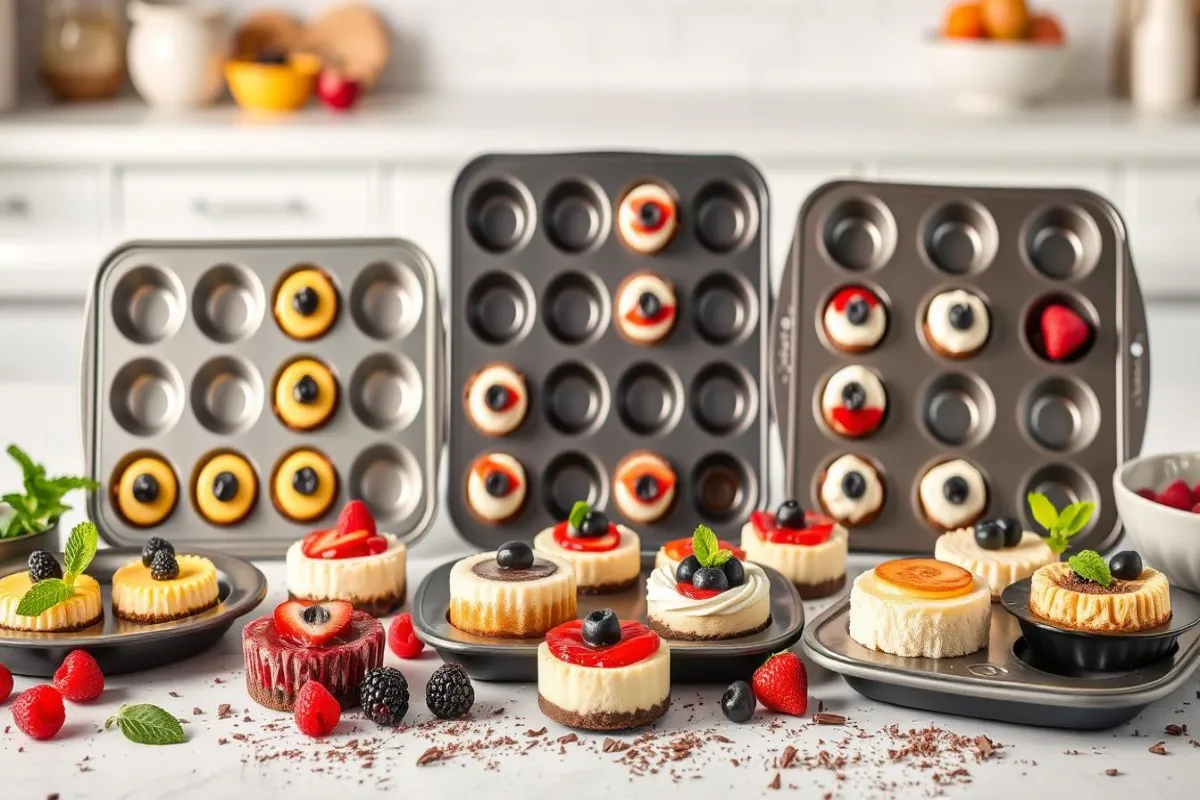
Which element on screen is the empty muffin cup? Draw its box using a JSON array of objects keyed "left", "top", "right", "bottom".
[
  {"left": 920, "top": 200, "right": 999, "bottom": 276},
  {"left": 1020, "top": 463, "right": 1098, "bottom": 537},
  {"left": 1022, "top": 204, "right": 1102, "bottom": 281},
  {"left": 191, "top": 355, "right": 264, "bottom": 435},
  {"left": 110, "top": 264, "right": 186, "bottom": 345},
  {"left": 920, "top": 372, "right": 995, "bottom": 447},
  {"left": 1021, "top": 376, "right": 1100, "bottom": 453},
  {"left": 541, "top": 451, "right": 604, "bottom": 520},
  {"left": 820, "top": 195, "right": 897, "bottom": 272},
  {"left": 348, "top": 353, "right": 423, "bottom": 432},
  {"left": 542, "top": 271, "right": 608, "bottom": 345},
  {"left": 693, "top": 180, "right": 757, "bottom": 253},
  {"left": 544, "top": 179, "right": 608, "bottom": 253},
  {"left": 466, "top": 178, "right": 534, "bottom": 254},
  {"left": 110, "top": 357, "right": 185, "bottom": 437},
  {"left": 691, "top": 453, "right": 753, "bottom": 523},
  {"left": 690, "top": 362, "right": 757, "bottom": 436},
  {"left": 349, "top": 444, "right": 423, "bottom": 523},
  {"left": 616, "top": 362, "right": 683, "bottom": 436},
  {"left": 542, "top": 361, "right": 608, "bottom": 436},
  {"left": 692, "top": 271, "right": 756, "bottom": 345},
  {"left": 193, "top": 264, "right": 265, "bottom": 343},
  {"left": 466, "top": 271, "right": 534, "bottom": 345},
  {"left": 350, "top": 261, "right": 424, "bottom": 340}
]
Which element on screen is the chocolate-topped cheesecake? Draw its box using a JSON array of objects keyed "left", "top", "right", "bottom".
[
  {"left": 1028, "top": 549, "right": 1171, "bottom": 634},
  {"left": 448, "top": 542, "right": 577, "bottom": 638}
]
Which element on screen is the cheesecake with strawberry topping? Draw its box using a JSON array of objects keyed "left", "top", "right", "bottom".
[
  {"left": 741, "top": 501, "right": 848, "bottom": 599},
  {"left": 243, "top": 598, "right": 385, "bottom": 711},
  {"left": 464, "top": 363, "right": 528, "bottom": 436},
  {"left": 532, "top": 502, "right": 641, "bottom": 593},
  {"left": 286, "top": 500, "right": 406, "bottom": 616},
  {"left": 647, "top": 525, "right": 770, "bottom": 641},
  {"left": 820, "top": 365, "right": 886, "bottom": 438},
  {"left": 465, "top": 452, "right": 527, "bottom": 524},
  {"left": 822, "top": 285, "right": 887, "bottom": 353},
  {"left": 613, "top": 452, "right": 677, "bottom": 524},
  {"left": 538, "top": 609, "right": 670, "bottom": 731},
  {"left": 617, "top": 183, "right": 678, "bottom": 255},
  {"left": 449, "top": 542, "right": 576, "bottom": 638},
  {"left": 615, "top": 272, "right": 677, "bottom": 345}
]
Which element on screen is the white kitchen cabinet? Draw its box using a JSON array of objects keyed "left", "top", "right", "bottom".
[
  {"left": 386, "top": 168, "right": 456, "bottom": 291},
  {"left": 0, "top": 167, "right": 103, "bottom": 241},
  {"left": 761, "top": 165, "right": 859, "bottom": 290},
  {"left": 1127, "top": 165, "right": 1200, "bottom": 294}
]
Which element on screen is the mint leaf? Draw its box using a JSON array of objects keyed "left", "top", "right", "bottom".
[
  {"left": 710, "top": 548, "right": 733, "bottom": 567},
  {"left": 1068, "top": 550, "right": 1112, "bottom": 587},
  {"left": 105, "top": 704, "right": 185, "bottom": 745},
  {"left": 1058, "top": 502, "right": 1095, "bottom": 536},
  {"left": 567, "top": 501, "right": 590, "bottom": 531},
  {"left": 692, "top": 524, "right": 718, "bottom": 567},
  {"left": 15, "top": 578, "right": 72, "bottom": 616},
  {"left": 64, "top": 521, "right": 99, "bottom": 580},
  {"left": 1, "top": 445, "right": 99, "bottom": 540},
  {"left": 1027, "top": 493, "right": 1060, "bottom": 532}
]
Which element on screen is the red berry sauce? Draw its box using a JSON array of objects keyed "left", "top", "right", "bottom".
[
  {"left": 546, "top": 620, "right": 660, "bottom": 668},
  {"left": 552, "top": 521, "right": 621, "bottom": 552},
  {"left": 830, "top": 406, "right": 884, "bottom": 436},
  {"left": 662, "top": 537, "right": 745, "bottom": 563},
  {"left": 751, "top": 510, "right": 835, "bottom": 546}
]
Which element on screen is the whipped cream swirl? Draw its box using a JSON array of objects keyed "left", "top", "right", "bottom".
[{"left": 646, "top": 562, "right": 769, "bottom": 617}]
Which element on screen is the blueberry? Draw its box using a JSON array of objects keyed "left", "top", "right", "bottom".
[
  {"left": 720, "top": 680, "right": 756, "bottom": 723},
  {"left": 841, "top": 471, "right": 867, "bottom": 500},
  {"left": 693, "top": 567, "right": 729, "bottom": 592},
  {"left": 943, "top": 476, "right": 969, "bottom": 505},
  {"left": 293, "top": 375, "right": 319, "bottom": 404},
  {"left": 845, "top": 296, "right": 870, "bottom": 326},
  {"left": 132, "top": 473, "right": 159, "bottom": 504},
  {"left": 496, "top": 540, "right": 534, "bottom": 570},
  {"left": 973, "top": 520, "right": 1004, "bottom": 551},
  {"left": 484, "top": 470, "right": 510, "bottom": 498},
  {"left": 292, "top": 286, "right": 319, "bottom": 316},
  {"left": 775, "top": 500, "right": 806, "bottom": 529},
  {"left": 1109, "top": 551, "right": 1144, "bottom": 581},
  {"left": 484, "top": 384, "right": 511, "bottom": 411},
  {"left": 675, "top": 555, "right": 702, "bottom": 584},
  {"left": 292, "top": 467, "right": 319, "bottom": 496},
  {"left": 212, "top": 471, "right": 239, "bottom": 502},
  {"left": 635, "top": 475, "right": 659, "bottom": 501},
  {"left": 841, "top": 381, "right": 866, "bottom": 411},
  {"left": 576, "top": 510, "right": 610, "bottom": 537},
  {"left": 638, "top": 203, "right": 662, "bottom": 228},
  {"left": 996, "top": 517, "right": 1023, "bottom": 548},
  {"left": 637, "top": 292, "right": 662, "bottom": 319},
  {"left": 722, "top": 557, "right": 745, "bottom": 587},
  {"left": 948, "top": 303, "right": 975, "bottom": 331},
  {"left": 581, "top": 609, "right": 622, "bottom": 648}
]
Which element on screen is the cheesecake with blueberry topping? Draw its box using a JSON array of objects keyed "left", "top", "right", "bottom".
[
  {"left": 0, "top": 524, "right": 103, "bottom": 633},
  {"left": 616, "top": 183, "right": 678, "bottom": 255},
  {"left": 818, "top": 454, "right": 885, "bottom": 527},
  {"left": 614, "top": 272, "right": 676, "bottom": 345},
  {"left": 822, "top": 286, "right": 887, "bottom": 353},
  {"left": 923, "top": 289, "right": 990, "bottom": 359},
  {"left": 820, "top": 365, "right": 886, "bottom": 438},
  {"left": 464, "top": 453, "right": 527, "bottom": 524},
  {"left": 918, "top": 459, "right": 988, "bottom": 531},
  {"left": 532, "top": 502, "right": 641, "bottom": 593},
  {"left": 741, "top": 501, "right": 848, "bottom": 599},
  {"left": 449, "top": 542, "right": 576, "bottom": 638},
  {"left": 464, "top": 363, "right": 528, "bottom": 436},
  {"left": 935, "top": 517, "right": 1057, "bottom": 600},
  {"left": 613, "top": 452, "right": 677, "bottom": 525},
  {"left": 1029, "top": 550, "right": 1171, "bottom": 634}
]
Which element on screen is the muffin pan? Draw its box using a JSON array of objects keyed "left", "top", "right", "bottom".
[
  {"left": 770, "top": 180, "right": 1150, "bottom": 553},
  {"left": 412, "top": 554, "right": 803, "bottom": 682},
  {"left": 82, "top": 240, "right": 444, "bottom": 558},
  {"left": 804, "top": 586, "right": 1200, "bottom": 730},
  {"left": 449, "top": 153, "right": 769, "bottom": 550}
]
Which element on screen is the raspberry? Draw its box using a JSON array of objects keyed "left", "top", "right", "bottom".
[
  {"left": 388, "top": 613, "right": 424, "bottom": 659},
  {"left": 1135, "top": 488, "right": 1157, "bottom": 502},
  {"left": 53, "top": 650, "right": 104, "bottom": 703},
  {"left": 0, "top": 662, "right": 12, "bottom": 703},
  {"left": 1159, "top": 480, "right": 1192, "bottom": 511},
  {"left": 294, "top": 680, "right": 341, "bottom": 737},
  {"left": 12, "top": 685, "right": 65, "bottom": 740}
]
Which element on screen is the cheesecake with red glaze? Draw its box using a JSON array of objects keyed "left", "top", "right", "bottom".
[
  {"left": 615, "top": 272, "right": 676, "bottom": 345},
  {"left": 821, "top": 365, "right": 886, "bottom": 438},
  {"left": 449, "top": 541, "right": 576, "bottom": 638},
  {"left": 464, "top": 363, "right": 528, "bottom": 436},
  {"left": 740, "top": 501, "right": 848, "bottom": 599},
  {"left": 613, "top": 452, "right": 677, "bottom": 524},
  {"left": 243, "top": 599, "right": 385, "bottom": 711},
  {"left": 538, "top": 609, "right": 670, "bottom": 731},
  {"left": 822, "top": 285, "right": 887, "bottom": 353},
  {"left": 465, "top": 453, "right": 527, "bottom": 524},
  {"left": 617, "top": 183, "right": 678, "bottom": 255},
  {"left": 532, "top": 502, "right": 641, "bottom": 593}
]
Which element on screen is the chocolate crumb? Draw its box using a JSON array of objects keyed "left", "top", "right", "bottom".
[
  {"left": 48, "top": 794, "right": 59, "bottom": 800},
  {"left": 1166, "top": 724, "right": 1186, "bottom": 736},
  {"left": 243, "top": 716, "right": 253, "bottom": 723},
  {"left": 217, "top": 703, "right": 233, "bottom": 719},
  {"left": 417, "top": 747, "right": 445, "bottom": 766},
  {"left": 813, "top": 713, "right": 846, "bottom": 726},
  {"left": 192, "top": 707, "right": 203, "bottom": 715},
  {"left": 1106, "top": 769, "right": 1119, "bottom": 776},
  {"left": 767, "top": 773, "right": 781, "bottom": 790},
  {"left": 711, "top": 734, "right": 732, "bottom": 743},
  {"left": 213, "top": 677, "right": 223, "bottom": 683},
  {"left": 1150, "top": 742, "right": 1168, "bottom": 755},
  {"left": 974, "top": 735, "right": 997, "bottom": 760},
  {"left": 780, "top": 745, "right": 798, "bottom": 768},
  {"left": 231, "top": 733, "right": 247, "bottom": 742},
  {"left": 217, "top": 738, "right": 229, "bottom": 745},
  {"left": 603, "top": 738, "right": 631, "bottom": 753},
  {"left": 1191, "top": 739, "right": 1200, "bottom": 748},
  {"left": 493, "top": 707, "right": 505, "bottom": 715},
  {"left": 168, "top": 692, "right": 180, "bottom": 698},
  {"left": 730, "top": 758, "right": 740, "bottom": 767}
]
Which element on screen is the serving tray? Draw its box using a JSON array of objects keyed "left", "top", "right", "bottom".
[
  {"left": 0, "top": 548, "right": 267, "bottom": 677},
  {"left": 412, "top": 554, "right": 803, "bottom": 683}
]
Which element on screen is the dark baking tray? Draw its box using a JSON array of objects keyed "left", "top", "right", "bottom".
[
  {"left": 448, "top": 152, "right": 770, "bottom": 551},
  {"left": 803, "top": 588, "right": 1200, "bottom": 730},
  {"left": 770, "top": 180, "right": 1150, "bottom": 554},
  {"left": 0, "top": 547, "right": 267, "bottom": 677},
  {"left": 412, "top": 554, "right": 803, "bottom": 682}
]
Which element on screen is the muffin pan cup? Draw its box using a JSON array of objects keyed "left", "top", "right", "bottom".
[
  {"left": 81, "top": 239, "right": 445, "bottom": 558},
  {"left": 803, "top": 587, "right": 1200, "bottom": 731},
  {"left": 411, "top": 554, "right": 803, "bottom": 683},
  {"left": 770, "top": 181, "right": 1150, "bottom": 554},
  {"left": 449, "top": 153, "right": 770, "bottom": 551}
]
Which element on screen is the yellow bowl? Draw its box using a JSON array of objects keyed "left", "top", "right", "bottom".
[{"left": 225, "top": 54, "right": 322, "bottom": 113}]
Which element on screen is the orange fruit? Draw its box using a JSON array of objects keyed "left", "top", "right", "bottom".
[
  {"left": 981, "top": 0, "right": 1030, "bottom": 40},
  {"left": 1028, "top": 12, "right": 1065, "bottom": 43},
  {"left": 944, "top": 2, "right": 987, "bottom": 39},
  {"left": 875, "top": 558, "right": 974, "bottom": 598}
]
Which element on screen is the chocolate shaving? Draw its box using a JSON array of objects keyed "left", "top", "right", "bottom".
[
  {"left": 973, "top": 735, "right": 997, "bottom": 760},
  {"left": 231, "top": 733, "right": 247, "bottom": 742},
  {"left": 780, "top": 745, "right": 798, "bottom": 768},
  {"left": 711, "top": 734, "right": 732, "bottom": 743},
  {"left": 767, "top": 773, "right": 781, "bottom": 790},
  {"left": 1166, "top": 724, "right": 1187, "bottom": 736},
  {"left": 525, "top": 727, "right": 547, "bottom": 737},
  {"left": 217, "top": 703, "right": 233, "bottom": 719},
  {"left": 813, "top": 713, "right": 846, "bottom": 726},
  {"left": 217, "top": 738, "right": 228, "bottom": 745},
  {"left": 1191, "top": 740, "right": 1200, "bottom": 748},
  {"left": 1106, "top": 769, "right": 1119, "bottom": 776},
  {"left": 557, "top": 733, "right": 578, "bottom": 745},
  {"left": 1149, "top": 742, "right": 1168, "bottom": 755},
  {"left": 192, "top": 707, "right": 203, "bottom": 715},
  {"left": 168, "top": 692, "right": 180, "bottom": 698},
  {"left": 416, "top": 747, "right": 445, "bottom": 766},
  {"left": 603, "top": 738, "right": 631, "bottom": 753}
]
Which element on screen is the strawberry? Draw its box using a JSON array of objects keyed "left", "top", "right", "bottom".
[
  {"left": 273, "top": 600, "right": 353, "bottom": 647},
  {"left": 366, "top": 536, "right": 388, "bottom": 555},
  {"left": 1040, "top": 305, "right": 1091, "bottom": 362},
  {"left": 336, "top": 500, "right": 377, "bottom": 538},
  {"left": 294, "top": 680, "right": 341, "bottom": 737},
  {"left": 301, "top": 527, "right": 370, "bottom": 559},
  {"left": 388, "top": 613, "right": 425, "bottom": 659},
  {"left": 12, "top": 685, "right": 65, "bottom": 740},
  {"left": 1158, "top": 480, "right": 1193, "bottom": 511},
  {"left": 1135, "top": 488, "right": 1158, "bottom": 502},
  {"left": 0, "top": 662, "right": 11, "bottom": 703},
  {"left": 751, "top": 651, "right": 808, "bottom": 716},
  {"left": 53, "top": 650, "right": 104, "bottom": 703}
]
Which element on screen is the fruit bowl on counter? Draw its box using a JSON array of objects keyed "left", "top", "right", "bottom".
[{"left": 1114, "top": 453, "right": 1200, "bottom": 594}]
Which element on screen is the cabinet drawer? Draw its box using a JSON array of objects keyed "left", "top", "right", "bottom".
[
  {"left": 119, "top": 167, "right": 375, "bottom": 239},
  {"left": 0, "top": 167, "right": 102, "bottom": 241},
  {"left": 1127, "top": 166, "right": 1200, "bottom": 293}
]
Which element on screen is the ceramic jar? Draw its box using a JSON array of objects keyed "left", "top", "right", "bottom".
[
  {"left": 127, "top": 0, "right": 229, "bottom": 110},
  {"left": 1130, "top": 0, "right": 1198, "bottom": 113}
]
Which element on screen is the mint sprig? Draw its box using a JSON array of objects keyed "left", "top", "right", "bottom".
[
  {"left": 105, "top": 704, "right": 186, "bottom": 746},
  {"left": 1068, "top": 550, "right": 1112, "bottom": 587},
  {"left": 691, "top": 524, "right": 732, "bottom": 568},
  {"left": 568, "top": 501, "right": 590, "bottom": 531},
  {"left": 1027, "top": 492, "right": 1094, "bottom": 556},
  {"left": 15, "top": 579, "right": 71, "bottom": 616},
  {"left": 15, "top": 520, "right": 99, "bottom": 617},
  {"left": 63, "top": 519, "right": 98, "bottom": 579},
  {"left": 1, "top": 445, "right": 99, "bottom": 539}
]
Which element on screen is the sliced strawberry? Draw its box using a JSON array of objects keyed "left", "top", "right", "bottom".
[
  {"left": 676, "top": 583, "right": 723, "bottom": 600},
  {"left": 662, "top": 537, "right": 745, "bottom": 563},
  {"left": 336, "top": 499, "right": 377, "bottom": 538},
  {"left": 366, "top": 536, "right": 388, "bottom": 555},
  {"left": 750, "top": 510, "right": 834, "bottom": 546},
  {"left": 273, "top": 600, "right": 353, "bottom": 647},
  {"left": 552, "top": 521, "right": 620, "bottom": 552},
  {"left": 301, "top": 527, "right": 370, "bottom": 559},
  {"left": 1040, "top": 304, "right": 1091, "bottom": 362}
]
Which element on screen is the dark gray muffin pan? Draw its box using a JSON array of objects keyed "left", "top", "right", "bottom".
[
  {"left": 770, "top": 180, "right": 1150, "bottom": 553},
  {"left": 82, "top": 239, "right": 444, "bottom": 558},
  {"left": 449, "top": 153, "right": 769, "bottom": 550}
]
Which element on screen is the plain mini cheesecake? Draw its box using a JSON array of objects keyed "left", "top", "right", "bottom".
[
  {"left": 917, "top": 458, "right": 988, "bottom": 531},
  {"left": 448, "top": 542, "right": 576, "bottom": 638},
  {"left": 532, "top": 502, "right": 641, "bottom": 594},
  {"left": 538, "top": 609, "right": 670, "bottom": 731},
  {"left": 1029, "top": 550, "right": 1171, "bottom": 634},
  {"left": 935, "top": 517, "right": 1058, "bottom": 599},
  {"left": 741, "top": 500, "right": 848, "bottom": 599},
  {"left": 112, "top": 538, "right": 220, "bottom": 623},
  {"left": 0, "top": 525, "right": 104, "bottom": 633}
]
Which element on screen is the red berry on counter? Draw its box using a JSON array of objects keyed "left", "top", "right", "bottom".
[
  {"left": 751, "top": 651, "right": 809, "bottom": 716},
  {"left": 1159, "top": 480, "right": 1193, "bottom": 511},
  {"left": 294, "top": 680, "right": 341, "bottom": 737},
  {"left": 0, "top": 662, "right": 12, "bottom": 703},
  {"left": 12, "top": 685, "right": 65, "bottom": 740},
  {"left": 388, "top": 613, "right": 424, "bottom": 659},
  {"left": 53, "top": 650, "right": 104, "bottom": 703},
  {"left": 1135, "top": 488, "right": 1157, "bottom": 502},
  {"left": 317, "top": 68, "right": 361, "bottom": 111}
]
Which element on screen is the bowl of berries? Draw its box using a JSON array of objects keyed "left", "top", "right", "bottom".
[{"left": 1114, "top": 452, "right": 1200, "bottom": 593}]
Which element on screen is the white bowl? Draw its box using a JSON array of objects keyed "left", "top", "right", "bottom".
[
  {"left": 1113, "top": 453, "right": 1200, "bottom": 594},
  {"left": 925, "top": 37, "right": 1070, "bottom": 114}
]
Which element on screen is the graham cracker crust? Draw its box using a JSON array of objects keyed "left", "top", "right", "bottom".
[
  {"left": 538, "top": 694, "right": 669, "bottom": 731},
  {"left": 113, "top": 596, "right": 219, "bottom": 624},
  {"left": 0, "top": 611, "right": 104, "bottom": 633},
  {"left": 577, "top": 574, "right": 642, "bottom": 595},
  {"left": 795, "top": 574, "right": 847, "bottom": 600},
  {"left": 647, "top": 615, "right": 771, "bottom": 641},
  {"left": 288, "top": 590, "right": 406, "bottom": 618}
]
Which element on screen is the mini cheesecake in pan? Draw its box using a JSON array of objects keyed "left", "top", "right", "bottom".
[
  {"left": 112, "top": 538, "right": 220, "bottom": 623},
  {"left": 923, "top": 289, "right": 990, "bottom": 359},
  {"left": 820, "top": 365, "right": 886, "bottom": 438},
  {"left": 917, "top": 458, "right": 988, "bottom": 531},
  {"left": 615, "top": 271, "right": 677, "bottom": 345},
  {"left": 274, "top": 357, "right": 339, "bottom": 432},
  {"left": 274, "top": 266, "right": 339, "bottom": 341},
  {"left": 818, "top": 454, "right": 885, "bottom": 527},
  {"left": 1029, "top": 549, "right": 1171, "bottom": 634},
  {"left": 448, "top": 542, "right": 576, "bottom": 638},
  {"left": 272, "top": 448, "right": 338, "bottom": 523},
  {"left": 0, "top": 522, "right": 103, "bottom": 633},
  {"left": 613, "top": 452, "right": 677, "bottom": 525},
  {"left": 616, "top": 182, "right": 678, "bottom": 255},
  {"left": 464, "top": 453, "right": 527, "bottom": 524},
  {"left": 741, "top": 501, "right": 848, "bottom": 599},
  {"left": 463, "top": 362, "right": 528, "bottom": 436},
  {"left": 538, "top": 609, "right": 670, "bottom": 731},
  {"left": 822, "top": 285, "right": 887, "bottom": 353},
  {"left": 193, "top": 451, "right": 257, "bottom": 526},
  {"left": 533, "top": 501, "right": 641, "bottom": 594},
  {"left": 286, "top": 500, "right": 407, "bottom": 616},
  {"left": 113, "top": 454, "right": 179, "bottom": 528}
]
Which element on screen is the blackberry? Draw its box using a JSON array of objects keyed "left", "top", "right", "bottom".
[
  {"left": 359, "top": 667, "right": 409, "bottom": 726},
  {"left": 425, "top": 663, "right": 475, "bottom": 720},
  {"left": 150, "top": 548, "right": 180, "bottom": 581},
  {"left": 292, "top": 286, "right": 319, "bottom": 315},
  {"left": 27, "top": 550, "right": 62, "bottom": 582},
  {"left": 141, "top": 536, "right": 175, "bottom": 567}
]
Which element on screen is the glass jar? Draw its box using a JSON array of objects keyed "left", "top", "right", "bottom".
[{"left": 39, "top": 0, "right": 125, "bottom": 102}]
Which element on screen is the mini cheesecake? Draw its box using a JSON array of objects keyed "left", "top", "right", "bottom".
[
  {"left": 193, "top": 451, "right": 257, "bottom": 526},
  {"left": 0, "top": 572, "right": 102, "bottom": 632},
  {"left": 935, "top": 518, "right": 1057, "bottom": 599},
  {"left": 274, "top": 357, "right": 339, "bottom": 432},
  {"left": 741, "top": 501, "right": 848, "bottom": 599},
  {"left": 465, "top": 453, "right": 527, "bottom": 524},
  {"left": 274, "top": 266, "right": 338, "bottom": 341},
  {"left": 616, "top": 183, "right": 678, "bottom": 255},
  {"left": 532, "top": 503, "right": 641, "bottom": 594},
  {"left": 818, "top": 454, "right": 885, "bottom": 527},
  {"left": 613, "top": 452, "right": 677, "bottom": 525},
  {"left": 923, "top": 289, "right": 989, "bottom": 359},
  {"left": 615, "top": 272, "right": 677, "bottom": 345},
  {"left": 538, "top": 610, "right": 670, "bottom": 731},
  {"left": 113, "top": 454, "right": 179, "bottom": 528},
  {"left": 821, "top": 365, "right": 886, "bottom": 438},
  {"left": 918, "top": 459, "right": 988, "bottom": 531},
  {"left": 272, "top": 448, "right": 338, "bottom": 523},
  {"left": 463, "top": 363, "right": 528, "bottom": 436},
  {"left": 822, "top": 286, "right": 887, "bottom": 353},
  {"left": 849, "top": 558, "right": 991, "bottom": 658},
  {"left": 1029, "top": 554, "right": 1171, "bottom": 634},
  {"left": 112, "top": 541, "right": 220, "bottom": 623},
  {"left": 448, "top": 543, "right": 576, "bottom": 638}
]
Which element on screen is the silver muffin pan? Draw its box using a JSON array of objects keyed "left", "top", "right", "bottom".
[
  {"left": 82, "top": 239, "right": 444, "bottom": 558},
  {"left": 448, "top": 153, "right": 770, "bottom": 550},
  {"left": 770, "top": 180, "right": 1150, "bottom": 554}
]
